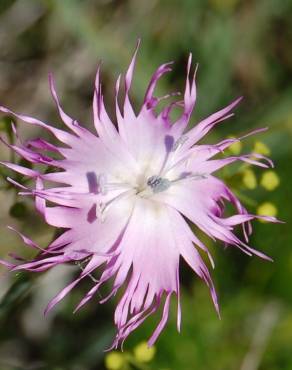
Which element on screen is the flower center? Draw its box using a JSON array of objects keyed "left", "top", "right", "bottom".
[
  {"left": 87, "top": 168, "right": 208, "bottom": 222},
  {"left": 146, "top": 175, "right": 171, "bottom": 193}
]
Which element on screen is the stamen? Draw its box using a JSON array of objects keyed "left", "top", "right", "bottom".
[
  {"left": 171, "top": 172, "right": 208, "bottom": 183},
  {"left": 98, "top": 173, "right": 107, "bottom": 195},
  {"left": 162, "top": 148, "right": 194, "bottom": 175},
  {"left": 98, "top": 189, "right": 135, "bottom": 222},
  {"left": 157, "top": 135, "right": 189, "bottom": 177},
  {"left": 145, "top": 172, "right": 207, "bottom": 196},
  {"left": 172, "top": 135, "right": 188, "bottom": 151},
  {"left": 75, "top": 260, "right": 99, "bottom": 284},
  {"left": 177, "top": 172, "right": 208, "bottom": 181},
  {"left": 105, "top": 181, "right": 132, "bottom": 192},
  {"left": 147, "top": 175, "right": 171, "bottom": 193}
]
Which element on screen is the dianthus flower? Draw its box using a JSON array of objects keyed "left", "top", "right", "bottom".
[{"left": 0, "top": 42, "right": 278, "bottom": 349}]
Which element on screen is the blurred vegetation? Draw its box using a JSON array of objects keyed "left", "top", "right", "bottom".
[{"left": 0, "top": 0, "right": 292, "bottom": 369}]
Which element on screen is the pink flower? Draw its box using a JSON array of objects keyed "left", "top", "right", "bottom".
[{"left": 0, "top": 42, "right": 278, "bottom": 349}]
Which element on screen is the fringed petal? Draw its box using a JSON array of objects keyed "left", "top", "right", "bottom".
[{"left": 0, "top": 43, "right": 279, "bottom": 350}]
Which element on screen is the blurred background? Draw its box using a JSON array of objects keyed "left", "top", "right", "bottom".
[{"left": 0, "top": 0, "right": 292, "bottom": 369}]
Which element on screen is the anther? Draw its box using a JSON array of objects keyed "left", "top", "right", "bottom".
[{"left": 147, "top": 175, "right": 171, "bottom": 193}]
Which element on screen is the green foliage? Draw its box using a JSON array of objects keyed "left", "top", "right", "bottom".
[{"left": 9, "top": 202, "right": 28, "bottom": 219}]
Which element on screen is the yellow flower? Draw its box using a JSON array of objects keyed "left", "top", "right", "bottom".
[
  {"left": 134, "top": 342, "right": 156, "bottom": 363},
  {"left": 260, "top": 171, "right": 280, "bottom": 191},
  {"left": 105, "top": 352, "right": 126, "bottom": 370},
  {"left": 257, "top": 202, "right": 278, "bottom": 222},
  {"left": 253, "top": 141, "right": 271, "bottom": 156},
  {"left": 242, "top": 169, "right": 257, "bottom": 189},
  {"left": 227, "top": 136, "right": 242, "bottom": 155}
]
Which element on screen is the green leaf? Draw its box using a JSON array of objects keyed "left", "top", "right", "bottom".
[{"left": 0, "top": 115, "right": 16, "bottom": 145}]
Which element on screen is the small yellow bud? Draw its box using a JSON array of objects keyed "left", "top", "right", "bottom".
[
  {"left": 257, "top": 202, "right": 278, "bottom": 221},
  {"left": 227, "top": 137, "right": 242, "bottom": 155},
  {"left": 105, "top": 352, "right": 125, "bottom": 370},
  {"left": 242, "top": 169, "right": 257, "bottom": 189},
  {"left": 254, "top": 141, "right": 271, "bottom": 156},
  {"left": 134, "top": 342, "right": 156, "bottom": 363},
  {"left": 260, "top": 171, "right": 280, "bottom": 191}
]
